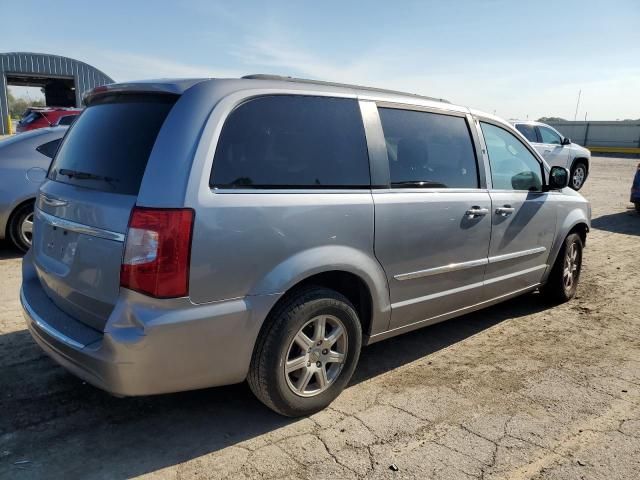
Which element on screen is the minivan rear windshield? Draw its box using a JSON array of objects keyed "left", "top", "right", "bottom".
[{"left": 48, "top": 94, "right": 177, "bottom": 195}]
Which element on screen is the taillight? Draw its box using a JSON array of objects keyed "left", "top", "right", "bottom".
[{"left": 120, "top": 207, "right": 194, "bottom": 298}]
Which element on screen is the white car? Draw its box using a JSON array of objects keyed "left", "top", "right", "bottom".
[{"left": 511, "top": 121, "right": 591, "bottom": 190}]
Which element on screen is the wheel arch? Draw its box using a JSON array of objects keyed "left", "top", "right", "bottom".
[
  {"left": 249, "top": 246, "right": 392, "bottom": 342},
  {"left": 571, "top": 156, "right": 590, "bottom": 174},
  {"left": 542, "top": 214, "right": 589, "bottom": 284}
]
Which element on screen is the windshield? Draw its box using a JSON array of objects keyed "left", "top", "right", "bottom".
[{"left": 48, "top": 94, "right": 177, "bottom": 195}]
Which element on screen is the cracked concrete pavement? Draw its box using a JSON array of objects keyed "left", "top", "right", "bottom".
[{"left": 1, "top": 156, "right": 639, "bottom": 479}]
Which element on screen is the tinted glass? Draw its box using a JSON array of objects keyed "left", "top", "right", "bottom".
[
  {"left": 515, "top": 124, "right": 538, "bottom": 142},
  {"left": 480, "top": 122, "right": 543, "bottom": 191},
  {"left": 211, "top": 96, "right": 370, "bottom": 188},
  {"left": 539, "top": 126, "right": 562, "bottom": 145},
  {"left": 36, "top": 138, "right": 62, "bottom": 158},
  {"left": 57, "top": 115, "right": 78, "bottom": 126},
  {"left": 20, "top": 111, "right": 40, "bottom": 125},
  {"left": 378, "top": 108, "right": 478, "bottom": 188},
  {"left": 48, "top": 95, "right": 176, "bottom": 195}
]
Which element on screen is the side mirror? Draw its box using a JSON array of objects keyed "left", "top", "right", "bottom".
[
  {"left": 545, "top": 166, "right": 569, "bottom": 191},
  {"left": 562, "top": 137, "right": 571, "bottom": 145}
]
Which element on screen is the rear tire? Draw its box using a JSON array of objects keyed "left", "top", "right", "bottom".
[
  {"left": 248, "top": 287, "right": 362, "bottom": 417},
  {"left": 570, "top": 161, "right": 587, "bottom": 190},
  {"left": 635, "top": 202, "right": 640, "bottom": 214},
  {"left": 8, "top": 202, "right": 35, "bottom": 253},
  {"left": 541, "top": 233, "right": 583, "bottom": 304}
]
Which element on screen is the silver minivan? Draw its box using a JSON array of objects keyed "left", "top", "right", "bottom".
[{"left": 21, "top": 76, "right": 590, "bottom": 416}]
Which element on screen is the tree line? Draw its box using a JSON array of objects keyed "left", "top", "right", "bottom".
[{"left": 7, "top": 90, "right": 45, "bottom": 118}]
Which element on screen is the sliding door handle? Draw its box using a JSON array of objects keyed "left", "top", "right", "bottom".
[
  {"left": 465, "top": 207, "right": 489, "bottom": 218},
  {"left": 495, "top": 206, "right": 515, "bottom": 216}
]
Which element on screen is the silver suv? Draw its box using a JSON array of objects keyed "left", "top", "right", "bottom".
[{"left": 21, "top": 76, "right": 590, "bottom": 416}]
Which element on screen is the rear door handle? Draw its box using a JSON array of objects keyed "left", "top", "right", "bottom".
[
  {"left": 465, "top": 206, "right": 489, "bottom": 218},
  {"left": 495, "top": 206, "right": 515, "bottom": 216}
]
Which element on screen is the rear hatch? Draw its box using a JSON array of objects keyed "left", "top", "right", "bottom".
[
  {"left": 32, "top": 93, "right": 178, "bottom": 331},
  {"left": 17, "top": 109, "right": 44, "bottom": 132}
]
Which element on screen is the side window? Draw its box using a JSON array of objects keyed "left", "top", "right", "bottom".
[
  {"left": 378, "top": 108, "right": 479, "bottom": 188},
  {"left": 515, "top": 124, "right": 538, "bottom": 143},
  {"left": 57, "top": 115, "right": 78, "bottom": 126},
  {"left": 210, "top": 96, "right": 370, "bottom": 188},
  {"left": 480, "top": 122, "right": 543, "bottom": 191},
  {"left": 538, "top": 126, "right": 562, "bottom": 145},
  {"left": 36, "top": 139, "right": 62, "bottom": 159}
]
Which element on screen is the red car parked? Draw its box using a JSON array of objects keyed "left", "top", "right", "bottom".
[{"left": 16, "top": 107, "right": 82, "bottom": 133}]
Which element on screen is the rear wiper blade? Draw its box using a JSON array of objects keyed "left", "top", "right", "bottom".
[
  {"left": 390, "top": 180, "right": 447, "bottom": 188},
  {"left": 58, "top": 169, "right": 116, "bottom": 182}
]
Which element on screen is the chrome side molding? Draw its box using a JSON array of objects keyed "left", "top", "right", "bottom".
[
  {"left": 488, "top": 246, "right": 546, "bottom": 264},
  {"left": 394, "top": 258, "right": 488, "bottom": 281},
  {"left": 395, "top": 246, "right": 547, "bottom": 281},
  {"left": 35, "top": 209, "right": 125, "bottom": 242},
  {"left": 392, "top": 264, "right": 547, "bottom": 309}
]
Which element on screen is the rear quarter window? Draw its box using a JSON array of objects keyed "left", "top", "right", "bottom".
[
  {"left": 515, "top": 124, "right": 538, "bottom": 143},
  {"left": 36, "top": 139, "right": 62, "bottom": 158},
  {"left": 48, "top": 94, "right": 177, "bottom": 195},
  {"left": 210, "top": 95, "right": 370, "bottom": 188}
]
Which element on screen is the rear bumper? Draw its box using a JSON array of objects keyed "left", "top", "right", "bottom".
[
  {"left": 22, "top": 285, "right": 123, "bottom": 391},
  {"left": 21, "top": 259, "right": 279, "bottom": 396}
]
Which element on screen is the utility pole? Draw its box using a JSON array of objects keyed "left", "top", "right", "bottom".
[{"left": 573, "top": 89, "right": 581, "bottom": 121}]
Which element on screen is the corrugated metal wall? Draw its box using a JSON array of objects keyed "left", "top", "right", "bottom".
[
  {"left": 0, "top": 52, "right": 114, "bottom": 134},
  {"left": 546, "top": 121, "right": 640, "bottom": 150}
]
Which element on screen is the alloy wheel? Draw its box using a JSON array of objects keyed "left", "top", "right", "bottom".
[
  {"left": 563, "top": 242, "right": 580, "bottom": 291},
  {"left": 20, "top": 212, "right": 34, "bottom": 247},
  {"left": 572, "top": 166, "right": 586, "bottom": 189},
  {"left": 284, "top": 315, "right": 348, "bottom": 397}
]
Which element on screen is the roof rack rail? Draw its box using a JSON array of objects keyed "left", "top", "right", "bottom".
[{"left": 242, "top": 74, "right": 450, "bottom": 104}]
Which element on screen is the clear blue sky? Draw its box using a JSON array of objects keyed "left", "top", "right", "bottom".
[{"left": 5, "top": 0, "right": 640, "bottom": 120}]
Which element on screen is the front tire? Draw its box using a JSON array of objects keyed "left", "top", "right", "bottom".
[
  {"left": 248, "top": 287, "right": 362, "bottom": 417},
  {"left": 635, "top": 202, "right": 640, "bottom": 214},
  {"left": 8, "top": 202, "right": 35, "bottom": 253},
  {"left": 541, "top": 233, "right": 583, "bottom": 303},
  {"left": 570, "top": 161, "right": 587, "bottom": 190}
]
